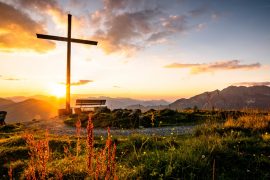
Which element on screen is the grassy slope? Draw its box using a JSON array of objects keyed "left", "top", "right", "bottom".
[{"left": 0, "top": 113, "right": 270, "bottom": 179}]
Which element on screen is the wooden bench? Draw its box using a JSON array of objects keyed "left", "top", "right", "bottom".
[{"left": 75, "top": 99, "right": 106, "bottom": 113}]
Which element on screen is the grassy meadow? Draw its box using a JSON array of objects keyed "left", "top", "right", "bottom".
[{"left": 0, "top": 110, "right": 270, "bottom": 179}]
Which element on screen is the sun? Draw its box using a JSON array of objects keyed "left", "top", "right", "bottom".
[{"left": 48, "top": 83, "right": 66, "bottom": 98}]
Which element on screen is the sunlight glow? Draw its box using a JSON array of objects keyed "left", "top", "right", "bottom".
[{"left": 48, "top": 83, "right": 66, "bottom": 98}]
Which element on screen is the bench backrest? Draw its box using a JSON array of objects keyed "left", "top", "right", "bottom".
[{"left": 76, "top": 99, "right": 106, "bottom": 106}]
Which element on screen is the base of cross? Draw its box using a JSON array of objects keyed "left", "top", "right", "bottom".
[{"left": 58, "top": 108, "right": 72, "bottom": 116}]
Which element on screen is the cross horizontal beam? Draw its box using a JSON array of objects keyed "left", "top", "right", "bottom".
[{"left": 36, "top": 34, "right": 98, "bottom": 45}]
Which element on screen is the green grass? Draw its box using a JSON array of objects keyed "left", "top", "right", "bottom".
[
  {"left": 0, "top": 112, "right": 270, "bottom": 179},
  {"left": 114, "top": 131, "right": 270, "bottom": 179}
]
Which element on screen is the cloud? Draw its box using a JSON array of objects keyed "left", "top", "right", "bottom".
[
  {"left": 164, "top": 60, "right": 261, "bottom": 74},
  {"left": 211, "top": 12, "right": 221, "bottom": 21},
  {"left": 0, "top": 75, "right": 22, "bottom": 80},
  {"left": 196, "top": 23, "right": 207, "bottom": 31},
  {"left": 0, "top": 0, "right": 214, "bottom": 55},
  {"left": 60, "top": 80, "right": 93, "bottom": 86},
  {"left": 103, "top": 0, "right": 127, "bottom": 10},
  {"left": 0, "top": 0, "right": 85, "bottom": 52},
  {"left": 13, "top": 0, "right": 67, "bottom": 25},
  {"left": 71, "top": 80, "right": 93, "bottom": 86},
  {"left": 113, "top": 85, "right": 121, "bottom": 88},
  {"left": 189, "top": 6, "right": 208, "bottom": 17},
  {"left": 233, "top": 82, "right": 270, "bottom": 86},
  {"left": 0, "top": 2, "right": 55, "bottom": 52},
  {"left": 91, "top": 7, "right": 161, "bottom": 55},
  {"left": 147, "top": 31, "right": 170, "bottom": 43},
  {"left": 89, "top": 0, "right": 208, "bottom": 55},
  {"left": 160, "top": 15, "right": 188, "bottom": 33},
  {"left": 12, "top": 0, "right": 58, "bottom": 9},
  {"left": 3, "top": 78, "right": 21, "bottom": 81}
]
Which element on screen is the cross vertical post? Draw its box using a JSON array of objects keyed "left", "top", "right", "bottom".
[{"left": 66, "top": 14, "right": 72, "bottom": 114}]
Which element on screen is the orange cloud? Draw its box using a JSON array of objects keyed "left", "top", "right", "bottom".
[
  {"left": 71, "top": 80, "right": 93, "bottom": 86},
  {"left": 59, "top": 80, "right": 93, "bottom": 86},
  {"left": 164, "top": 60, "right": 261, "bottom": 74},
  {"left": 92, "top": 34, "right": 140, "bottom": 55},
  {"left": 0, "top": 2, "right": 55, "bottom": 53}
]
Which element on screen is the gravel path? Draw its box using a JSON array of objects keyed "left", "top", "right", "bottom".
[{"left": 22, "top": 117, "right": 195, "bottom": 136}]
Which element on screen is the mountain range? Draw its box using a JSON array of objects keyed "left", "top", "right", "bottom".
[
  {"left": 169, "top": 85, "right": 270, "bottom": 110},
  {"left": 0, "top": 95, "right": 169, "bottom": 123},
  {"left": 87, "top": 96, "right": 169, "bottom": 109},
  {"left": 128, "top": 86, "right": 270, "bottom": 111},
  {"left": 6, "top": 95, "right": 169, "bottom": 109},
  {"left": 1, "top": 85, "right": 270, "bottom": 122}
]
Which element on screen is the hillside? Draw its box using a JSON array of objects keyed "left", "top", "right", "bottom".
[
  {"left": 0, "top": 98, "right": 14, "bottom": 107},
  {"left": 170, "top": 86, "right": 270, "bottom": 110},
  {"left": 0, "top": 98, "right": 58, "bottom": 123},
  {"left": 7, "top": 95, "right": 169, "bottom": 110}
]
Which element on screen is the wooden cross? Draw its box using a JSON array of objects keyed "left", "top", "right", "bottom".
[{"left": 36, "top": 14, "right": 98, "bottom": 115}]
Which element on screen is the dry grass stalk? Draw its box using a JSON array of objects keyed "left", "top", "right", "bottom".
[
  {"left": 212, "top": 159, "right": 216, "bottom": 180},
  {"left": 24, "top": 130, "right": 50, "bottom": 180},
  {"left": 86, "top": 113, "right": 117, "bottom": 179},
  {"left": 21, "top": 113, "right": 117, "bottom": 179},
  {"left": 87, "top": 113, "right": 94, "bottom": 174},
  {"left": 8, "top": 163, "right": 12, "bottom": 180},
  {"left": 55, "top": 169, "right": 63, "bottom": 180},
  {"left": 104, "top": 128, "right": 117, "bottom": 180},
  {"left": 63, "top": 136, "right": 74, "bottom": 158},
  {"left": 151, "top": 112, "right": 155, "bottom": 127},
  {"left": 76, "top": 118, "right": 81, "bottom": 157},
  {"left": 104, "top": 134, "right": 112, "bottom": 179}
]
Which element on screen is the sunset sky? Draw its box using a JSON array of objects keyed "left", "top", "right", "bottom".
[{"left": 0, "top": 0, "right": 270, "bottom": 101}]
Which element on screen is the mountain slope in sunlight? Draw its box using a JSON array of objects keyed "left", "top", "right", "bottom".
[
  {"left": 0, "top": 98, "right": 15, "bottom": 107},
  {"left": 0, "top": 98, "right": 57, "bottom": 123}
]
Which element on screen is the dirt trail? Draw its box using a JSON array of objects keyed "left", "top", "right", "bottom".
[{"left": 22, "top": 117, "right": 194, "bottom": 136}]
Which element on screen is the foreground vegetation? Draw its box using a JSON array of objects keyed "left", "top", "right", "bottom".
[
  {"left": 64, "top": 108, "right": 250, "bottom": 128},
  {"left": 0, "top": 111, "right": 270, "bottom": 179}
]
